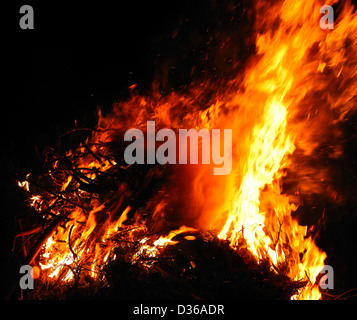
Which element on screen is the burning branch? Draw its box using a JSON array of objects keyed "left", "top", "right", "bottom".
[{"left": 68, "top": 225, "right": 77, "bottom": 260}]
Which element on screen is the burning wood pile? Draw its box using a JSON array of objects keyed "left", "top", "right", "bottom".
[
  {"left": 14, "top": 126, "right": 306, "bottom": 300},
  {"left": 8, "top": 0, "right": 357, "bottom": 300}
]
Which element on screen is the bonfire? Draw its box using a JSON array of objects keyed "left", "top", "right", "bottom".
[{"left": 8, "top": 0, "right": 357, "bottom": 300}]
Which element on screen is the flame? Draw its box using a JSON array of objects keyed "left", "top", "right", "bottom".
[
  {"left": 18, "top": 180, "right": 30, "bottom": 192},
  {"left": 19, "top": 0, "right": 357, "bottom": 300},
  {"left": 216, "top": 0, "right": 356, "bottom": 299},
  {"left": 132, "top": 226, "right": 198, "bottom": 265}
]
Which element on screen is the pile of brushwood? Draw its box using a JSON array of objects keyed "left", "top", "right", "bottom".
[
  {"left": 9, "top": 127, "right": 306, "bottom": 300},
  {"left": 25, "top": 232, "right": 306, "bottom": 300}
]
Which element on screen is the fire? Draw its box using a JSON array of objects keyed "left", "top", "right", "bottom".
[
  {"left": 132, "top": 226, "right": 198, "bottom": 266},
  {"left": 18, "top": 0, "right": 357, "bottom": 300},
  {"left": 216, "top": 0, "right": 356, "bottom": 299}
]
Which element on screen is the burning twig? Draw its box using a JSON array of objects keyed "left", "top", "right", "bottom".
[
  {"left": 273, "top": 218, "right": 283, "bottom": 249},
  {"left": 304, "top": 270, "right": 313, "bottom": 286},
  {"left": 26, "top": 178, "right": 89, "bottom": 213},
  {"left": 80, "top": 138, "right": 104, "bottom": 164},
  {"left": 12, "top": 226, "right": 42, "bottom": 255},
  {"left": 24, "top": 216, "right": 68, "bottom": 266},
  {"left": 334, "top": 288, "right": 357, "bottom": 300},
  {"left": 68, "top": 225, "right": 78, "bottom": 260},
  {"left": 14, "top": 226, "right": 42, "bottom": 239}
]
